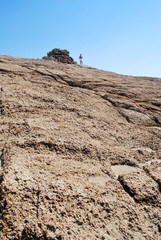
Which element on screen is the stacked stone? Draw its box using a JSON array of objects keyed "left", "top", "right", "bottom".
[{"left": 42, "top": 48, "right": 76, "bottom": 64}]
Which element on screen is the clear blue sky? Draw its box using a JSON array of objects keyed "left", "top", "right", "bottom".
[{"left": 1, "top": 0, "right": 161, "bottom": 77}]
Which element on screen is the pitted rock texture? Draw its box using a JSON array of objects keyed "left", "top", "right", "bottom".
[
  {"left": 118, "top": 170, "right": 160, "bottom": 202},
  {"left": 143, "top": 161, "right": 161, "bottom": 190},
  {"left": 0, "top": 55, "right": 161, "bottom": 239}
]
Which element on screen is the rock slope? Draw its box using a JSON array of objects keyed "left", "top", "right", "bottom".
[{"left": 0, "top": 55, "right": 161, "bottom": 240}]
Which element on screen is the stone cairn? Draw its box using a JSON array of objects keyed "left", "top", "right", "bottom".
[{"left": 42, "top": 48, "right": 76, "bottom": 64}]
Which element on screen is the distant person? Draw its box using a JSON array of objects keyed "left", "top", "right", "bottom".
[{"left": 79, "top": 54, "right": 83, "bottom": 65}]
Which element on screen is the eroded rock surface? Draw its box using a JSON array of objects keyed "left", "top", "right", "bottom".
[
  {"left": 0, "top": 55, "right": 161, "bottom": 239},
  {"left": 143, "top": 161, "right": 161, "bottom": 190},
  {"left": 118, "top": 170, "right": 160, "bottom": 202}
]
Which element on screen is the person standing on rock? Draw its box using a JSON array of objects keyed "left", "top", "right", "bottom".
[{"left": 79, "top": 54, "right": 83, "bottom": 65}]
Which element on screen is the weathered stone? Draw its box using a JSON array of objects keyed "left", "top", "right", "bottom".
[
  {"left": 0, "top": 55, "right": 161, "bottom": 239},
  {"left": 143, "top": 161, "right": 161, "bottom": 190},
  {"left": 118, "top": 170, "right": 160, "bottom": 202}
]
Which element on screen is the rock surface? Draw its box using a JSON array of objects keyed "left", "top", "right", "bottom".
[
  {"left": 0, "top": 55, "right": 161, "bottom": 239},
  {"left": 118, "top": 170, "right": 160, "bottom": 202}
]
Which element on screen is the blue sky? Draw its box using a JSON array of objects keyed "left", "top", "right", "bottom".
[{"left": 1, "top": 0, "right": 161, "bottom": 77}]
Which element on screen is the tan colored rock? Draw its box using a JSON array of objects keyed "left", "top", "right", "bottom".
[
  {"left": 0, "top": 55, "right": 161, "bottom": 239},
  {"left": 118, "top": 170, "right": 160, "bottom": 202},
  {"left": 143, "top": 161, "right": 161, "bottom": 189}
]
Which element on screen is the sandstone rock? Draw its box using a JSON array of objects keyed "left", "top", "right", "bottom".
[
  {"left": 118, "top": 170, "right": 160, "bottom": 202},
  {"left": 0, "top": 55, "right": 161, "bottom": 239},
  {"left": 143, "top": 161, "right": 161, "bottom": 190}
]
